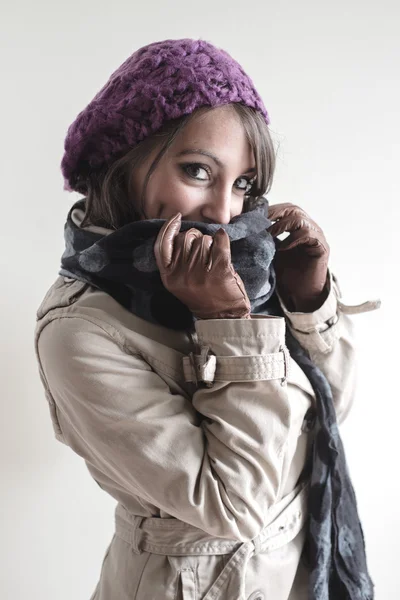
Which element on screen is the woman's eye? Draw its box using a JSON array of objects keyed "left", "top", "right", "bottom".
[
  {"left": 182, "top": 163, "right": 210, "bottom": 181},
  {"left": 181, "top": 164, "right": 255, "bottom": 193},
  {"left": 235, "top": 176, "right": 254, "bottom": 193}
]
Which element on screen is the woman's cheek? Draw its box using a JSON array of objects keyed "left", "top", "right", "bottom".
[{"left": 160, "top": 182, "right": 204, "bottom": 219}]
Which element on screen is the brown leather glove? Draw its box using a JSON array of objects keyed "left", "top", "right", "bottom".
[
  {"left": 154, "top": 213, "right": 251, "bottom": 320},
  {"left": 267, "top": 203, "right": 330, "bottom": 312}
]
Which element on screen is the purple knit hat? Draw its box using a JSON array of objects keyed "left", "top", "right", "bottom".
[{"left": 61, "top": 38, "right": 270, "bottom": 193}]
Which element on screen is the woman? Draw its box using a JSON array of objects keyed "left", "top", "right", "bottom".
[{"left": 34, "top": 38, "right": 381, "bottom": 599}]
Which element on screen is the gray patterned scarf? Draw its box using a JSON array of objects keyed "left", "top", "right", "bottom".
[{"left": 60, "top": 196, "right": 374, "bottom": 599}]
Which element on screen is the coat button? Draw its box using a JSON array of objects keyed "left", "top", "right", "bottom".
[{"left": 301, "top": 407, "right": 316, "bottom": 433}]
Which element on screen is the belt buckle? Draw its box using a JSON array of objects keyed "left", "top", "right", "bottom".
[{"left": 279, "top": 343, "right": 290, "bottom": 386}]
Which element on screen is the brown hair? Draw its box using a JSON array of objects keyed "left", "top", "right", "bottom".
[{"left": 79, "top": 103, "right": 276, "bottom": 230}]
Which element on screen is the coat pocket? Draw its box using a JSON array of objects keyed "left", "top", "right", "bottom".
[{"left": 168, "top": 554, "right": 229, "bottom": 600}]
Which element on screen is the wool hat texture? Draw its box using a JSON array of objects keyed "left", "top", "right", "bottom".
[{"left": 61, "top": 38, "right": 270, "bottom": 194}]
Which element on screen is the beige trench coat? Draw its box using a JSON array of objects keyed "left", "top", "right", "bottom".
[{"left": 34, "top": 258, "right": 380, "bottom": 599}]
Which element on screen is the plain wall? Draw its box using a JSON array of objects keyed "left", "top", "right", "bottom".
[{"left": 1, "top": 0, "right": 398, "bottom": 598}]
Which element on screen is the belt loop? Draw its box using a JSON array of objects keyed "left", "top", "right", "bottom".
[{"left": 130, "top": 516, "right": 144, "bottom": 554}]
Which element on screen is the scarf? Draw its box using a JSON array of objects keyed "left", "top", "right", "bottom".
[{"left": 60, "top": 197, "right": 374, "bottom": 599}]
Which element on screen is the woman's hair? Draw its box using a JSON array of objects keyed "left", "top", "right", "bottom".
[{"left": 79, "top": 103, "right": 276, "bottom": 230}]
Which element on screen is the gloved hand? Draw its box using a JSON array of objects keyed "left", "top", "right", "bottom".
[
  {"left": 154, "top": 213, "right": 251, "bottom": 320},
  {"left": 267, "top": 203, "right": 330, "bottom": 312}
]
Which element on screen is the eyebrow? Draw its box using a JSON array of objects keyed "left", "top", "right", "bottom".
[{"left": 175, "top": 149, "right": 256, "bottom": 175}]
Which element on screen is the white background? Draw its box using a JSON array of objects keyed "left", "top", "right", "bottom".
[{"left": 1, "top": 0, "right": 398, "bottom": 598}]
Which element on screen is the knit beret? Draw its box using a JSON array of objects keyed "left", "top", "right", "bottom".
[{"left": 61, "top": 38, "right": 270, "bottom": 193}]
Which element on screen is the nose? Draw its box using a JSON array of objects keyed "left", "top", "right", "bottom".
[{"left": 201, "top": 188, "right": 236, "bottom": 224}]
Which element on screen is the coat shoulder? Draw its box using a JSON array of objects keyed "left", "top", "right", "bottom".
[
  {"left": 34, "top": 276, "right": 195, "bottom": 378},
  {"left": 36, "top": 276, "right": 89, "bottom": 321}
]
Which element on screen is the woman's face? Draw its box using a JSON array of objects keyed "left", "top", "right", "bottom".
[{"left": 131, "top": 105, "right": 256, "bottom": 223}]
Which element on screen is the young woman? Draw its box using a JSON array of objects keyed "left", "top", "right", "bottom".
[{"left": 34, "top": 38, "right": 381, "bottom": 599}]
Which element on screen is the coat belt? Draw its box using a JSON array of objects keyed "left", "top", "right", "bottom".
[{"left": 114, "top": 480, "right": 309, "bottom": 600}]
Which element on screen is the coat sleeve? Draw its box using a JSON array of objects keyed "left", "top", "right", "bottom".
[
  {"left": 275, "top": 268, "right": 380, "bottom": 425},
  {"left": 36, "top": 314, "right": 296, "bottom": 543}
]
